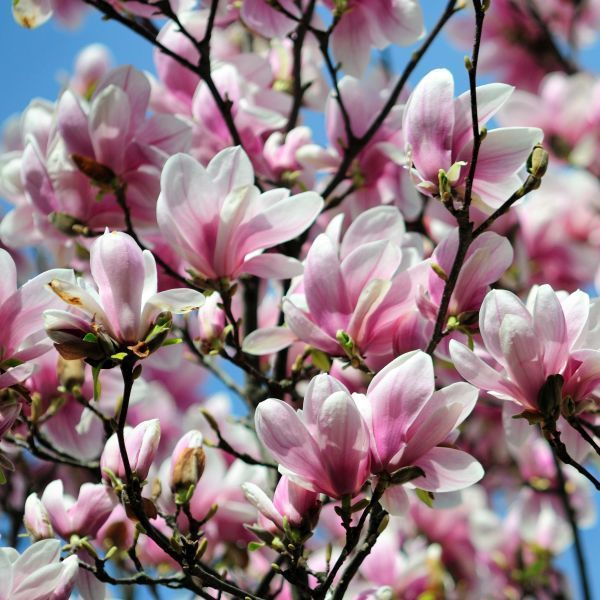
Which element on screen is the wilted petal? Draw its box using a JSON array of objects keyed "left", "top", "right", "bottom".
[{"left": 12, "top": 0, "right": 52, "bottom": 28}]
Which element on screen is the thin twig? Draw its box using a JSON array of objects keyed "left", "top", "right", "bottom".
[{"left": 550, "top": 446, "right": 592, "bottom": 600}]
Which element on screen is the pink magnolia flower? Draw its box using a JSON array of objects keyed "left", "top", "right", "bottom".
[
  {"left": 449, "top": 285, "right": 597, "bottom": 415},
  {"left": 243, "top": 475, "right": 321, "bottom": 533},
  {"left": 40, "top": 480, "right": 115, "bottom": 539},
  {"left": 185, "top": 55, "right": 291, "bottom": 165},
  {"left": 101, "top": 419, "right": 161, "bottom": 481},
  {"left": 157, "top": 146, "right": 323, "bottom": 280},
  {"left": 357, "top": 351, "right": 483, "bottom": 513},
  {"left": 255, "top": 374, "right": 371, "bottom": 498},
  {"left": 194, "top": 293, "right": 226, "bottom": 353},
  {"left": 44, "top": 230, "right": 204, "bottom": 357},
  {"left": 240, "top": 0, "right": 303, "bottom": 38},
  {"left": 417, "top": 229, "right": 514, "bottom": 323},
  {"left": 278, "top": 206, "right": 424, "bottom": 361},
  {"left": 402, "top": 68, "right": 543, "bottom": 211},
  {"left": 0, "top": 540, "right": 79, "bottom": 600},
  {"left": 0, "top": 249, "right": 75, "bottom": 387},
  {"left": 324, "top": 0, "right": 425, "bottom": 76},
  {"left": 55, "top": 65, "right": 191, "bottom": 227}
]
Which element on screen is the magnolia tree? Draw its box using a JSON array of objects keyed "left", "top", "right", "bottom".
[{"left": 3, "top": 0, "right": 600, "bottom": 598}]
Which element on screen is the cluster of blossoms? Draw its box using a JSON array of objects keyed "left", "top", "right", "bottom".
[{"left": 2, "top": 0, "right": 600, "bottom": 598}]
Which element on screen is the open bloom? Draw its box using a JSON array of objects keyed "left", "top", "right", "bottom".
[
  {"left": 255, "top": 374, "right": 371, "bottom": 498},
  {"left": 0, "top": 249, "right": 74, "bottom": 387},
  {"left": 40, "top": 480, "right": 114, "bottom": 539},
  {"left": 357, "top": 351, "right": 483, "bottom": 512},
  {"left": 44, "top": 230, "right": 204, "bottom": 358},
  {"left": 157, "top": 146, "right": 323, "bottom": 280},
  {"left": 0, "top": 540, "right": 79, "bottom": 600},
  {"left": 402, "top": 68, "right": 543, "bottom": 211},
  {"left": 243, "top": 206, "right": 425, "bottom": 362},
  {"left": 449, "top": 285, "right": 595, "bottom": 414},
  {"left": 282, "top": 206, "right": 423, "bottom": 360}
]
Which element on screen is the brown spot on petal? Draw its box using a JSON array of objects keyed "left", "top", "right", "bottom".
[{"left": 48, "top": 280, "right": 83, "bottom": 306}]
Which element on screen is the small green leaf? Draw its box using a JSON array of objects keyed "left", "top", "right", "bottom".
[
  {"left": 161, "top": 338, "right": 182, "bottom": 347},
  {"left": 310, "top": 349, "right": 331, "bottom": 373},
  {"left": 248, "top": 541, "right": 265, "bottom": 552},
  {"left": 83, "top": 333, "right": 98, "bottom": 343},
  {"left": 110, "top": 352, "right": 128, "bottom": 361},
  {"left": 415, "top": 488, "right": 434, "bottom": 508}
]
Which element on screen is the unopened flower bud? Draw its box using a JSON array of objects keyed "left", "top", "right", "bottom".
[
  {"left": 101, "top": 420, "right": 161, "bottom": 482},
  {"left": 170, "top": 431, "right": 206, "bottom": 493},
  {"left": 195, "top": 293, "right": 226, "bottom": 353},
  {"left": 528, "top": 145, "right": 549, "bottom": 180},
  {"left": 24, "top": 493, "right": 54, "bottom": 540}
]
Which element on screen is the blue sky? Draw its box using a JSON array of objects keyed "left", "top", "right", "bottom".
[{"left": 1, "top": 2, "right": 599, "bottom": 597}]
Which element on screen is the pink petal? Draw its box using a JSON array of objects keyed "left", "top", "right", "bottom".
[
  {"left": 303, "top": 234, "right": 351, "bottom": 335},
  {"left": 452, "top": 83, "right": 514, "bottom": 156},
  {"left": 461, "top": 127, "right": 543, "bottom": 184},
  {"left": 90, "top": 231, "right": 145, "bottom": 342},
  {"left": 242, "top": 327, "right": 297, "bottom": 356},
  {"left": 413, "top": 447, "right": 484, "bottom": 492},
  {"left": 479, "top": 289, "right": 532, "bottom": 365},
  {"left": 282, "top": 299, "right": 340, "bottom": 354},
  {"left": 340, "top": 206, "right": 406, "bottom": 259},
  {"left": 531, "top": 285, "right": 569, "bottom": 374},
  {"left": 242, "top": 253, "right": 304, "bottom": 279},
  {"left": 404, "top": 68, "right": 455, "bottom": 184},
  {"left": 255, "top": 399, "right": 324, "bottom": 485}
]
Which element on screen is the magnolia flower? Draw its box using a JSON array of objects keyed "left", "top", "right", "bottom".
[
  {"left": 449, "top": 285, "right": 596, "bottom": 414},
  {"left": 280, "top": 206, "right": 423, "bottom": 361},
  {"left": 101, "top": 419, "right": 161, "bottom": 481},
  {"left": 357, "top": 351, "right": 483, "bottom": 513},
  {"left": 44, "top": 230, "right": 205, "bottom": 359},
  {"left": 157, "top": 146, "right": 323, "bottom": 281},
  {"left": 255, "top": 374, "right": 371, "bottom": 498},
  {"left": 0, "top": 249, "right": 75, "bottom": 388},
  {"left": 40, "top": 480, "right": 115, "bottom": 539},
  {"left": 0, "top": 540, "right": 79, "bottom": 600},
  {"left": 402, "top": 68, "right": 543, "bottom": 211}
]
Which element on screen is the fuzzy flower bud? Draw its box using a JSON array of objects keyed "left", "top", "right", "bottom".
[{"left": 169, "top": 431, "right": 206, "bottom": 494}]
